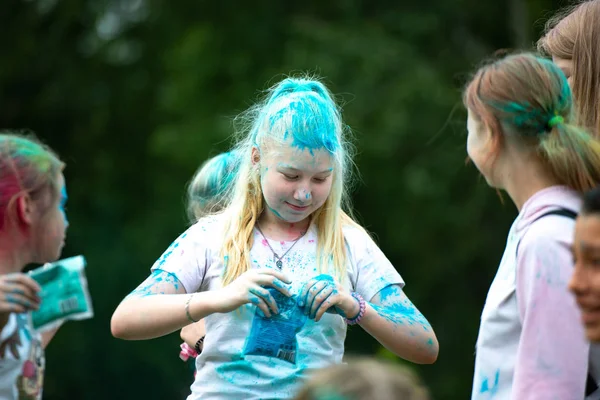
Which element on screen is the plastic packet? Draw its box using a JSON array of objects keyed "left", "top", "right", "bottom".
[
  {"left": 243, "top": 287, "right": 307, "bottom": 364},
  {"left": 28, "top": 255, "right": 94, "bottom": 332}
]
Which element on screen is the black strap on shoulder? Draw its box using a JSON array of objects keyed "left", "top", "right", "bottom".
[
  {"left": 515, "top": 208, "right": 577, "bottom": 257},
  {"left": 531, "top": 208, "right": 578, "bottom": 223},
  {"left": 514, "top": 208, "right": 598, "bottom": 396}
]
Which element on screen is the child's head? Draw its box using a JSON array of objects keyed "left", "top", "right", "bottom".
[
  {"left": 221, "top": 76, "right": 356, "bottom": 285},
  {"left": 570, "top": 186, "right": 600, "bottom": 342},
  {"left": 537, "top": 0, "right": 600, "bottom": 135},
  {"left": 244, "top": 77, "right": 348, "bottom": 224},
  {"left": 0, "top": 132, "right": 68, "bottom": 264},
  {"left": 463, "top": 52, "right": 600, "bottom": 193},
  {"left": 186, "top": 150, "right": 239, "bottom": 222},
  {"left": 293, "top": 357, "right": 430, "bottom": 400}
]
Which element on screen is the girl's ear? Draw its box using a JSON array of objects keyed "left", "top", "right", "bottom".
[
  {"left": 251, "top": 146, "right": 261, "bottom": 165},
  {"left": 15, "top": 193, "right": 36, "bottom": 227}
]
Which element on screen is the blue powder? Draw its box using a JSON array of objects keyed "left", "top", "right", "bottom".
[
  {"left": 127, "top": 269, "right": 181, "bottom": 297},
  {"left": 244, "top": 288, "right": 307, "bottom": 364},
  {"left": 59, "top": 185, "right": 68, "bottom": 225},
  {"left": 480, "top": 369, "right": 500, "bottom": 395},
  {"left": 259, "top": 79, "right": 341, "bottom": 155}
]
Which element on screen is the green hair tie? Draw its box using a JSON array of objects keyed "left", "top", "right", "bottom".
[{"left": 547, "top": 115, "right": 564, "bottom": 129}]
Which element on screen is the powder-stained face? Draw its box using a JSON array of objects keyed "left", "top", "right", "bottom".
[
  {"left": 552, "top": 56, "right": 574, "bottom": 88},
  {"left": 570, "top": 214, "right": 600, "bottom": 342},
  {"left": 257, "top": 141, "right": 334, "bottom": 225},
  {"left": 32, "top": 173, "right": 69, "bottom": 263}
]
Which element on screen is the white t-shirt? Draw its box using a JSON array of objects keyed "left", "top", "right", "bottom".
[
  {"left": 152, "top": 215, "right": 404, "bottom": 400},
  {"left": 0, "top": 313, "right": 45, "bottom": 400},
  {"left": 472, "top": 186, "right": 592, "bottom": 399}
]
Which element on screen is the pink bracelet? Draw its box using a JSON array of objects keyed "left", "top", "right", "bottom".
[
  {"left": 179, "top": 342, "right": 198, "bottom": 362},
  {"left": 344, "top": 292, "right": 366, "bottom": 325}
]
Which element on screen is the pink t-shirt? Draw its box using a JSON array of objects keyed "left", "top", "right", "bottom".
[{"left": 472, "top": 186, "right": 593, "bottom": 399}]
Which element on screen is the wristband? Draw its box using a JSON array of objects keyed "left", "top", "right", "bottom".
[{"left": 344, "top": 292, "right": 366, "bottom": 325}]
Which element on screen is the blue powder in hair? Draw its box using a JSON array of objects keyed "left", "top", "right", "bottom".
[
  {"left": 486, "top": 56, "right": 573, "bottom": 135},
  {"left": 258, "top": 79, "right": 341, "bottom": 154},
  {"left": 59, "top": 185, "right": 68, "bottom": 225},
  {"left": 202, "top": 151, "right": 239, "bottom": 198}
]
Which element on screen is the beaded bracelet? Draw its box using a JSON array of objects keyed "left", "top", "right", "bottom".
[{"left": 344, "top": 292, "right": 366, "bottom": 325}]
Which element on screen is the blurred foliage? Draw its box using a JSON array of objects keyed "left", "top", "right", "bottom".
[{"left": 0, "top": 0, "right": 568, "bottom": 398}]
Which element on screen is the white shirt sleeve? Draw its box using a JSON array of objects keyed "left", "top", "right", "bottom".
[
  {"left": 345, "top": 226, "right": 404, "bottom": 302},
  {"left": 150, "top": 219, "right": 216, "bottom": 294}
]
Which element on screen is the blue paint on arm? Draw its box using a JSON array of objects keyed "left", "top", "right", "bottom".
[
  {"left": 126, "top": 269, "right": 184, "bottom": 298},
  {"left": 370, "top": 285, "right": 431, "bottom": 332}
]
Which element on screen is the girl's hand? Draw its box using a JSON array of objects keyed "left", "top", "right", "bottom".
[
  {"left": 213, "top": 269, "right": 291, "bottom": 317},
  {"left": 298, "top": 274, "right": 359, "bottom": 322},
  {"left": 0, "top": 273, "right": 41, "bottom": 315},
  {"left": 181, "top": 319, "right": 206, "bottom": 349}
]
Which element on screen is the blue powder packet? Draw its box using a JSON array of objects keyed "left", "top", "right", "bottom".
[
  {"left": 29, "top": 255, "right": 94, "bottom": 332},
  {"left": 243, "top": 287, "right": 307, "bottom": 364}
]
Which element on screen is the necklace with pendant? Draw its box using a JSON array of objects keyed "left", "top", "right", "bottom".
[{"left": 255, "top": 224, "right": 306, "bottom": 269}]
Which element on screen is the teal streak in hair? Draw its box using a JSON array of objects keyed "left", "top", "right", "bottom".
[
  {"left": 556, "top": 70, "right": 572, "bottom": 110},
  {"left": 203, "top": 151, "right": 239, "bottom": 199},
  {"left": 268, "top": 94, "right": 339, "bottom": 154},
  {"left": 538, "top": 56, "right": 573, "bottom": 110},
  {"left": 268, "top": 79, "right": 328, "bottom": 105},
  {"left": 482, "top": 55, "right": 574, "bottom": 136},
  {"left": 489, "top": 101, "right": 554, "bottom": 135}
]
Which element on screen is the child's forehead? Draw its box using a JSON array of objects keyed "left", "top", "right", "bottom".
[{"left": 269, "top": 143, "right": 333, "bottom": 171}]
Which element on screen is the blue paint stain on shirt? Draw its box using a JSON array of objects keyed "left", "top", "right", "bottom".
[
  {"left": 480, "top": 369, "right": 500, "bottom": 395},
  {"left": 155, "top": 232, "right": 188, "bottom": 268}
]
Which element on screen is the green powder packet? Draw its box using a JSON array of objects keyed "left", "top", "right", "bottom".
[{"left": 29, "top": 255, "right": 94, "bottom": 332}]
